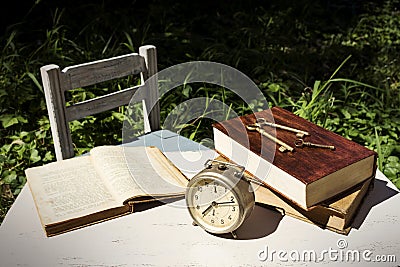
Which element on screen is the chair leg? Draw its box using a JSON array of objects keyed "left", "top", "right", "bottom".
[
  {"left": 139, "top": 45, "right": 160, "bottom": 132},
  {"left": 41, "top": 64, "right": 74, "bottom": 160}
]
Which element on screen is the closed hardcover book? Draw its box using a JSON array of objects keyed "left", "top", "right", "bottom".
[
  {"left": 255, "top": 176, "right": 373, "bottom": 235},
  {"left": 213, "top": 107, "right": 377, "bottom": 209}
]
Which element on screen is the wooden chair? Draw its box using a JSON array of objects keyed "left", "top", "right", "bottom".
[{"left": 41, "top": 45, "right": 160, "bottom": 161}]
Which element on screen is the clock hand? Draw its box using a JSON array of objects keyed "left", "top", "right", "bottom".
[
  {"left": 201, "top": 201, "right": 217, "bottom": 216},
  {"left": 202, "top": 200, "right": 234, "bottom": 216},
  {"left": 202, "top": 204, "right": 213, "bottom": 216},
  {"left": 215, "top": 200, "right": 235, "bottom": 205}
]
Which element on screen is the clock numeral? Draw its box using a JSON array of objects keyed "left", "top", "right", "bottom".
[
  {"left": 198, "top": 186, "right": 202, "bottom": 192},
  {"left": 232, "top": 206, "right": 236, "bottom": 211},
  {"left": 194, "top": 195, "right": 199, "bottom": 200},
  {"left": 211, "top": 219, "right": 214, "bottom": 224},
  {"left": 214, "top": 186, "right": 217, "bottom": 193},
  {"left": 221, "top": 219, "right": 224, "bottom": 224},
  {"left": 196, "top": 205, "right": 200, "bottom": 210},
  {"left": 230, "top": 196, "right": 235, "bottom": 202},
  {"left": 228, "top": 215, "right": 232, "bottom": 220}
]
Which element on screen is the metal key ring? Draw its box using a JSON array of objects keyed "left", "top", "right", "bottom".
[
  {"left": 256, "top": 118, "right": 267, "bottom": 124},
  {"left": 294, "top": 139, "right": 304, "bottom": 147}
]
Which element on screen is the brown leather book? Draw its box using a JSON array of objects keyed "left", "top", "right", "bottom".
[
  {"left": 213, "top": 107, "right": 377, "bottom": 209},
  {"left": 255, "top": 176, "right": 373, "bottom": 235}
]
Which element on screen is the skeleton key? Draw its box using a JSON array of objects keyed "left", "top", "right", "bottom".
[
  {"left": 246, "top": 125, "right": 294, "bottom": 152},
  {"left": 256, "top": 118, "right": 310, "bottom": 138},
  {"left": 294, "top": 139, "right": 335, "bottom": 150}
]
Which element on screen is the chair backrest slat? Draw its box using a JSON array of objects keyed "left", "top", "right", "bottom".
[
  {"left": 65, "top": 85, "right": 143, "bottom": 122},
  {"left": 61, "top": 54, "right": 146, "bottom": 91}
]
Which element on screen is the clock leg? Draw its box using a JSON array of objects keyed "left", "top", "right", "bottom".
[{"left": 231, "top": 231, "right": 237, "bottom": 239}]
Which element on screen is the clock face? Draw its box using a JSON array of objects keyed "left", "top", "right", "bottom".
[{"left": 186, "top": 177, "right": 242, "bottom": 234}]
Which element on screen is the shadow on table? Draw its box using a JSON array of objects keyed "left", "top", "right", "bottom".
[
  {"left": 131, "top": 195, "right": 186, "bottom": 212},
  {"left": 215, "top": 178, "right": 399, "bottom": 240},
  {"left": 351, "top": 178, "right": 399, "bottom": 229},
  {"left": 215, "top": 204, "right": 283, "bottom": 240}
]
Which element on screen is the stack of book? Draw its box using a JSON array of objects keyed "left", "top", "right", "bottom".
[{"left": 213, "top": 107, "right": 377, "bottom": 234}]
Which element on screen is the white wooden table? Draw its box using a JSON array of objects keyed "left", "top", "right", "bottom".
[{"left": 1, "top": 130, "right": 399, "bottom": 266}]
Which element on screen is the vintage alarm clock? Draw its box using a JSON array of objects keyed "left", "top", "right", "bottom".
[{"left": 185, "top": 159, "right": 255, "bottom": 237}]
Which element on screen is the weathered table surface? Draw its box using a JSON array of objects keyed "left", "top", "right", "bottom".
[{"left": 1, "top": 130, "right": 399, "bottom": 266}]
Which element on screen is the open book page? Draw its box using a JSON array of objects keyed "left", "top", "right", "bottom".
[
  {"left": 126, "top": 146, "right": 188, "bottom": 195},
  {"left": 90, "top": 146, "right": 187, "bottom": 202},
  {"left": 89, "top": 146, "right": 141, "bottom": 202},
  {"left": 26, "top": 156, "right": 120, "bottom": 226}
]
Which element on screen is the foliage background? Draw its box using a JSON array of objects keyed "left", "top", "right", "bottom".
[{"left": 1, "top": 0, "right": 399, "bottom": 223}]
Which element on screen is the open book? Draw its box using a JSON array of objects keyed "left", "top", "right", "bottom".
[{"left": 26, "top": 146, "right": 188, "bottom": 237}]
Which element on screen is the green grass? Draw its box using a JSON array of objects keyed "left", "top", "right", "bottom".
[{"left": 1, "top": 0, "right": 399, "bottom": 223}]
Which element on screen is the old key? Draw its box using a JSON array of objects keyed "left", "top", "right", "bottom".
[
  {"left": 256, "top": 118, "right": 310, "bottom": 138},
  {"left": 294, "top": 139, "right": 335, "bottom": 150},
  {"left": 246, "top": 125, "right": 294, "bottom": 152}
]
